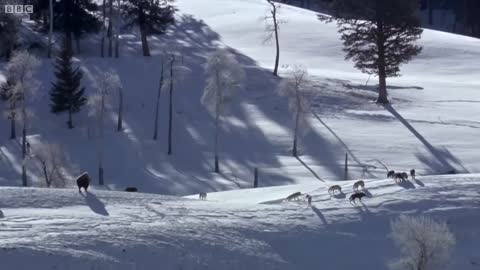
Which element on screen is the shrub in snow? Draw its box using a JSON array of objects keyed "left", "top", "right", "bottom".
[{"left": 389, "top": 215, "right": 455, "bottom": 270}]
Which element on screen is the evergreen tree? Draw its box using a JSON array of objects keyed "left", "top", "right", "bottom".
[
  {"left": 320, "top": 0, "right": 423, "bottom": 104},
  {"left": 0, "top": 76, "right": 20, "bottom": 139},
  {"left": 122, "top": 0, "right": 175, "bottom": 56},
  {"left": 50, "top": 41, "right": 87, "bottom": 129},
  {"left": 54, "top": 0, "right": 101, "bottom": 54}
]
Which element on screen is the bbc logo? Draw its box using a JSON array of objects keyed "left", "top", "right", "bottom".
[{"left": 4, "top": 5, "right": 34, "bottom": 14}]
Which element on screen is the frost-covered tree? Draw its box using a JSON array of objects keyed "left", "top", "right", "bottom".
[
  {"left": 319, "top": 0, "right": 423, "bottom": 104},
  {"left": 0, "top": 76, "right": 20, "bottom": 139},
  {"left": 50, "top": 40, "right": 87, "bottom": 129},
  {"left": 202, "top": 49, "right": 245, "bottom": 173},
  {"left": 5, "top": 51, "right": 40, "bottom": 186},
  {"left": 389, "top": 215, "right": 455, "bottom": 270},
  {"left": 264, "top": 0, "right": 283, "bottom": 76},
  {"left": 88, "top": 70, "right": 120, "bottom": 185},
  {"left": 279, "top": 67, "right": 310, "bottom": 157},
  {"left": 33, "top": 143, "right": 68, "bottom": 188},
  {"left": 122, "top": 0, "right": 175, "bottom": 56}
]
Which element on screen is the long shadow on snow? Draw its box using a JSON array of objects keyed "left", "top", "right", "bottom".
[
  {"left": 82, "top": 191, "right": 109, "bottom": 216},
  {"left": 383, "top": 104, "right": 469, "bottom": 175}
]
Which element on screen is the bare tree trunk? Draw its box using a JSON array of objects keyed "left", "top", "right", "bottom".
[
  {"left": 153, "top": 58, "right": 164, "bottom": 140},
  {"left": 98, "top": 93, "right": 105, "bottom": 185},
  {"left": 10, "top": 115, "right": 16, "bottom": 139},
  {"left": 214, "top": 70, "right": 221, "bottom": 173},
  {"left": 42, "top": 163, "right": 51, "bottom": 187},
  {"left": 375, "top": 5, "right": 389, "bottom": 104},
  {"left": 267, "top": 0, "right": 280, "bottom": 76},
  {"left": 75, "top": 36, "right": 81, "bottom": 54},
  {"left": 292, "top": 110, "right": 299, "bottom": 157},
  {"left": 114, "top": 0, "right": 121, "bottom": 58},
  {"left": 101, "top": 0, "right": 106, "bottom": 57},
  {"left": 117, "top": 88, "right": 123, "bottom": 131},
  {"left": 107, "top": 0, "right": 113, "bottom": 57},
  {"left": 140, "top": 26, "right": 150, "bottom": 56},
  {"left": 21, "top": 102, "right": 27, "bottom": 186},
  {"left": 47, "top": 0, "right": 53, "bottom": 58},
  {"left": 167, "top": 55, "right": 174, "bottom": 155}
]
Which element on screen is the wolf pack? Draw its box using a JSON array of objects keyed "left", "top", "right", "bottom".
[{"left": 279, "top": 168, "right": 416, "bottom": 206}]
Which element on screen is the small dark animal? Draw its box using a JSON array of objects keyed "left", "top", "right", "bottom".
[
  {"left": 393, "top": 172, "right": 407, "bottom": 182},
  {"left": 349, "top": 192, "right": 366, "bottom": 203},
  {"left": 328, "top": 185, "right": 342, "bottom": 195},
  {"left": 410, "top": 169, "right": 416, "bottom": 179},
  {"left": 305, "top": 194, "right": 312, "bottom": 205},
  {"left": 76, "top": 172, "right": 90, "bottom": 193},
  {"left": 199, "top": 192, "right": 207, "bottom": 200},
  {"left": 401, "top": 172, "right": 409, "bottom": 180},
  {"left": 353, "top": 180, "right": 365, "bottom": 192},
  {"left": 387, "top": 170, "right": 395, "bottom": 178},
  {"left": 285, "top": 192, "right": 302, "bottom": 201},
  {"left": 125, "top": 187, "right": 138, "bottom": 192}
]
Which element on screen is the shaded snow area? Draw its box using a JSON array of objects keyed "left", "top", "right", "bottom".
[
  {"left": 1, "top": 0, "right": 479, "bottom": 194},
  {"left": 1, "top": 175, "right": 480, "bottom": 269}
]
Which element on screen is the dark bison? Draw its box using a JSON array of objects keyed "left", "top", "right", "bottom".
[
  {"left": 76, "top": 172, "right": 90, "bottom": 193},
  {"left": 125, "top": 187, "right": 138, "bottom": 192}
]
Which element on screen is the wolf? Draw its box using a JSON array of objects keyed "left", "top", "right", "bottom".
[
  {"left": 285, "top": 192, "right": 302, "bottom": 201},
  {"left": 199, "top": 192, "right": 207, "bottom": 200},
  {"left": 328, "top": 185, "right": 342, "bottom": 195},
  {"left": 387, "top": 170, "right": 395, "bottom": 178},
  {"left": 349, "top": 192, "right": 366, "bottom": 203},
  {"left": 352, "top": 180, "right": 365, "bottom": 192},
  {"left": 410, "top": 169, "right": 416, "bottom": 180},
  {"left": 76, "top": 172, "right": 90, "bottom": 193},
  {"left": 393, "top": 172, "right": 407, "bottom": 182},
  {"left": 125, "top": 187, "right": 138, "bottom": 192}
]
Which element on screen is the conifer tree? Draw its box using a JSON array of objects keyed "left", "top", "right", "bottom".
[
  {"left": 50, "top": 40, "right": 87, "bottom": 129},
  {"left": 320, "top": 0, "right": 423, "bottom": 104}
]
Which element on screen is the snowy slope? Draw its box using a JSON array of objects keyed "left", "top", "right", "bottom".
[
  {"left": 0, "top": 0, "right": 479, "bottom": 195},
  {"left": 1, "top": 174, "right": 480, "bottom": 269}
]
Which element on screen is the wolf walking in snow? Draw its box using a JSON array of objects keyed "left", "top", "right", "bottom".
[
  {"left": 393, "top": 172, "right": 408, "bottom": 182},
  {"left": 285, "top": 192, "right": 302, "bottom": 201},
  {"left": 387, "top": 170, "right": 395, "bottom": 178},
  {"left": 349, "top": 192, "right": 366, "bottom": 204},
  {"left": 410, "top": 169, "right": 416, "bottom": 180},
  {"left": 328, "top": 185, "right": 342, "bottom": 195},
  {"left": 199, "top": 192, "right": 207, "bottom": 200},
  {"left": 305, "top": 194, "right": 312, "bottom": 205},
  {"left": 352, "top": 180, "right": 364, "bottom": 192},
  {"left": 76, "top": 172, "right": 90, "bottom": 193}
]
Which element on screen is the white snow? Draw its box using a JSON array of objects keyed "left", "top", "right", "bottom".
[
  {"left": 1, "top": 174, "right": 480, "bottom": 269},
  {"left": 0, "top": 0, "right": 480, "bottom": 268}
]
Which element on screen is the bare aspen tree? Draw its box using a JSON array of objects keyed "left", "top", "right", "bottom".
[
  {"left": 89, "top": 70, "right": 120, "bottom": 185},
  {"left": 278, "top": 67, "right": 310, "bottom": 157},
  {"left": 202, "top": 49, "right": 245, "bottom": 173},
  {"left": 114, "top": 0, "right": 121, "bottom": 58},
  {"left": 5, "top": 51, "right": 40, "bottom": 186},
  {"left": 153, "top": 54, "right": 165, "bottom": 140},
  {"left": 264, "top": 0, "right": 284, "bottom": 76}
]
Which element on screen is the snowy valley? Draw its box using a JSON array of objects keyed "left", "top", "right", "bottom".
[{"left": 0, "top": 0, "right": 479, "bottom": 268}]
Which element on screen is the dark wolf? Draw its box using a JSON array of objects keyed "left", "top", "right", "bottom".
[
  {"left": 387, "top": 170, "right": 395, "bottom": 178},
  {"left": 410, "top": 169, "right": 416, "bottom": 180},
  {"left": 349, "top": 192, "right": 366, "bottom": 203},
  {"left": 125, "top": 187, "right": 138, "bottom": 192},
  {"left": 76, "top": 172, "right": 90, "bottom": 193}
]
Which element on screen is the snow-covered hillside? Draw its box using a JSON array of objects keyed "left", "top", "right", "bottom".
[
  {"left": 1, "top": 174, "right": 480, "bottom": 269},
  {"left": 1, "top": 0, "right": 479, "bottom": 194}
]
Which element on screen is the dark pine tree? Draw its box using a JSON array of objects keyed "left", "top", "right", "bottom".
[
  {"left": 0, "top": 76, "right": 20, "bottom": 139},
  {"left": 54, "top": 0, "right": 100, "bottom": 54},
  {"left": 50, "top": 40, "right": 87, "bottom": 129},
  {"left": 320, "top": 0, "right": 423, "bottom": 104},
  {"left": 122, "top": 0, "right": 175, "bottom": 56}
]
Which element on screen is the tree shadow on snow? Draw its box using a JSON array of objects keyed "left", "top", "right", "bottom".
[
  {"left": 82, "top": 192, "right": 109, "bottom": 216},
  {"left": 383, "top": 104, "right": 469, "bottom": 175},
  {"left": 311, "top": 206, "right": 328, "bottom": 226}
]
